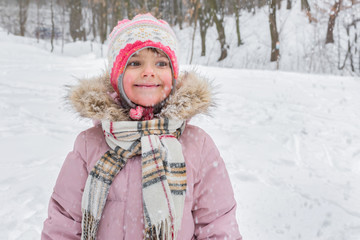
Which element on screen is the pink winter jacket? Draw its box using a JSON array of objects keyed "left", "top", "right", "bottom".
[
  {"left": 42, "top": 124, "right": 241, "bottom": 239},
  {"left": 42, "top": 72, "right": 242, "bottom": 239}
]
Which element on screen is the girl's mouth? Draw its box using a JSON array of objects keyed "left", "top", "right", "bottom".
[{"left": 134, "top": 84, "right": 160, "bottom": 88}]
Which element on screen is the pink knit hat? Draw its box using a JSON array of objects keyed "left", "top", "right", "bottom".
[{"left": 107, "top": 13, "right": 179, "bottom": 109}]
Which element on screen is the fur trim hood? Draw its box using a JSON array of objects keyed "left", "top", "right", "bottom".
[{"left": 68, "top": 71, "right": 215, "bottom": 121}]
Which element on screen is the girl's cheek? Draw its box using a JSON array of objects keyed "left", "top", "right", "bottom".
[
  {"left": 123, "top": 73, "right": 134, "bottom": 87},
  {"left": 123, "top": 75, "right": 134, "bottom": 97},
  {"left": 160, "top": 72, "right": 172, "bottom": 86}
]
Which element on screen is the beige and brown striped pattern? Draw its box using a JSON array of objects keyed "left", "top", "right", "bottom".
[{"left": 81, "top": 119, "right": 186, "bottom": 240}]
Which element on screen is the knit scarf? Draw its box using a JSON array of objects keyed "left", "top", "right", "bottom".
[{"left": 81, "top": 118, "right": 187, "bottom": 240}]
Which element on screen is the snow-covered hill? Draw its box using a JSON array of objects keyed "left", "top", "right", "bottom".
[{"left": 0, "top": 28, "right": 360, "bottom": 239}]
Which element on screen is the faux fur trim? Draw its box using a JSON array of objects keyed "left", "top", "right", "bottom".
[{"left": 68, "top": 71, "right": 215, "bottom": 121}]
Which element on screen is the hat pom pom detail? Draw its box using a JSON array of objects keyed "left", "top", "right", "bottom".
[{"left": 130, "top": 106, "right": 144, "bottom": 120}]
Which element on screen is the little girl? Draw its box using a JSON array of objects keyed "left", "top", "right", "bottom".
[{"left": 42, "top": 13, "right": 242, "bottom": 240}]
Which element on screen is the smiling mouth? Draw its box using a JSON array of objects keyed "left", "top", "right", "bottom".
[{"left": 134, "top": 84, "right": 160, "bottom": 88}]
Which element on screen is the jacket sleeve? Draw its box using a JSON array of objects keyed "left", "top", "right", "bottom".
[
  {"left": 41, "top": 132, "right": 88, "bottom": 240},
  {"left": 192, "top": 132, "right": 242, "bottom": 239}
]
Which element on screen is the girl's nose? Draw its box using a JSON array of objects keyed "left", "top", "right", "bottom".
[{"left": 142, "top": 64, "right": 155, "bottom": 78}]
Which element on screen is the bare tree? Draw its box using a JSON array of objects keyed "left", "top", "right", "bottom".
[
  {"left": 89, "top": 0, "right": 97, "bottom": 41},
  {"left": 35, "top": 0, "right": 41, "bottom": 42},
  {"left": 189, "top": 0, "right": 200, "bottom": 64},
  {"left": 268, "top": 0, "right": 280, "bottom": 63},
  {"left": 55, "top": 0, "right": 68, "bottom": 53},
  {"left": 17, "top": 0, "right": 30, "bottom": 36},
  {"left": 125, "top": 0, "right": 134, "bottom": 19},
  {"left": 152, "top": 0, "right": 162, "bottom": 18},
  {"left": 301, "top": 0, "right": 310, "bottom": 11},
  {"left": 338, "top": 23, "right": 355, "bottom": 71},
  {"left": 198, "top": 0, "right": 212, "bottom": 56},
  {"left": 69, "top": 0, "right": 85, "bottom": 41},
  {"left": 338, "top": 0, "right": 360, "bottom": 73},
  {"left": 233, "top": 0, "right": 244, "bottom": 46},
  {"left": 173, "top": 0, "right": 183, "bottom": 29},
  {"left": 50, "top": 0, "right": 55, "bottom": 52},
  {"left": 241, "top": 0, "right": 256, "bottom": 14},
  {"left": 301, "top": 0, "right": 313, "bottom": 23},
  {"left": 94, "top": 0, "right": 108, "bottom": 44},
  {"left": 110, "top": 0, "right": 123, "bottom": 29},
  {"left": 0, "top": 1, "right": 12, "bottom": 34},
  {"left": 286, "top": 0, "right": 292, "bottom": 9},
  {"left": 209, "top": 0, "right": 228, "bottom": 61},
  {"left": 325, "top": 0, "right": 342, "bottom": 44}
]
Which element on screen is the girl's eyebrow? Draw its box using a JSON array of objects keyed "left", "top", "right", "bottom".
[
  {"left": 159, "top": 53, "right": 167, "bottom": 57},
  {"left": 129, "top": 54, "right": 140, "bottom": 60},
  {"left": 156, "top": 53, "right": 169, "bottom": 59},
  {"left": 157, "top": 56, "right": 168, "bottom": 60}
]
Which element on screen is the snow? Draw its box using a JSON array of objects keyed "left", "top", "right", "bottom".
[{"left": 1, "top": 29, "right": 360, "bottom": 240}]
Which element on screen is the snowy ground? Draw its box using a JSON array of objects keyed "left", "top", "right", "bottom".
[{"left": 1, "top": 30, "right": 360, "bottom": 240}]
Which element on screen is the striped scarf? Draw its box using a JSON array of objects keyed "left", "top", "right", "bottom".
[{"left": 81, "top": 119, "right": 187, "bottom": 240}]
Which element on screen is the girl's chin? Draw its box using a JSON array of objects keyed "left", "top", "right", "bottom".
[{"left": 133, "top": 98, "right": 164, "bottom": 107}]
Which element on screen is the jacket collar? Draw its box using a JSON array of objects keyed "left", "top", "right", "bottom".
[{"left": 68, "top": 71, "right": 215, "bottom": 121}]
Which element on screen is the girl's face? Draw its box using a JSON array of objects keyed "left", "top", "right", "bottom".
[{"left": 123, "top": 48, "right": 173, "bottom": 107}]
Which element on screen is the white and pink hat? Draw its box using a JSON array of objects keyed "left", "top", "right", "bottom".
[{"left": 107, "top": 13, "right": 179, "bottom": 109}]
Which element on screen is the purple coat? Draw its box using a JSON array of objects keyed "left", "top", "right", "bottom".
[{"left": 42, "top": 71, "right": 242, "bottom": 239}]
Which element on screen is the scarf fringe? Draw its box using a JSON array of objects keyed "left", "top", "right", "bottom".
[
  {"left": 81, "top": 210, "right": 100, "bottom": 240},
  {"left": 144, "top": 217, "right": 177, "bottom": 240}
]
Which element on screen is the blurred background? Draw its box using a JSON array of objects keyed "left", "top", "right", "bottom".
[{"left": 0, "top": 0, "right": 359, "bottom": 76}]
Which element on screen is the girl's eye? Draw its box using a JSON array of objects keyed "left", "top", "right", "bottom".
[
  {"left": 128, "top": 61, "right": 140, "bottom": 67},
  {"left": 156, "top": 61, "right": 168, "bottom": 67}
]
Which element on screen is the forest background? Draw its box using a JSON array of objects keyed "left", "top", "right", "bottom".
[{"left": 1, "top": 0, "right": 360, "bottom": 76}]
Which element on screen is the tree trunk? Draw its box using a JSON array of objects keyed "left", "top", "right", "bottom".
[
  {"left": 199, "top": 8, "right": 206, "bottom": 56},
  {"left": 246, "top": 0, "right": 255, "bottom": 14},
  {"left": 17, "top": 0, "right": 30, "bottom": 36},
  {"left": 90, "top": 0, "right": 97, "bottom": 41},
  {"left": 325, "top": 0, "right": 342, "bottom": 44},
  {"left": 301, "top": 0, "right": 310, "bottom": 11},
  {"left": 301, "top": 0, "right": 313, "bottom": 23},
  {"left": 286, "top": 0, "right": 292, "bottom": 9},
  {"left": 189, "top": 0, "right": 199, "bottom": 64},
  {"left": 174, "top": 0, "right": 183, "bottom": 29},
  {"left": 36, "top": 0, "right": 40, "bottom": 42},
  {"left": 339, "top": 26, "right": 355, "bottom": 71},
  {"left": 347, "top": 26, "right": 355, "bottom": 72},
  {"left": 96, "top": 1, "right": 108, "bottom": 44},
  {"left": 198, "top": 3, "right": 212, "bottom": 57},
  {"left": 170, "top": 0, "right": 174, "bottom": 25},
  {"left": 110, "top": 0, "right": 123, "bottom": 29},
  {"left": 69, "top": 0, "right": 83, "bottom": 41},
  {"left": 155, "top": 0, "right": 161, "bottom": 18},
  {"left": 61, "top": 1, "right": 66, "bottom": 53},
  {"left": 125, "top": 0, "right": 133, "bottom": 19},
  {"left": 50, "top": 0, "right": 55, "bottom": 52},
  {"left": 268, "top": 0, "right": 280, "bottom": 62},
  {"left": 209, "top": 0, "right": 228, "bottom": 61},
  {"left": 234, "top": 0, "right": 243, "bottom": 46},
  {"left": 355, "top": 23, "right": 359, "bottom": 72}
]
